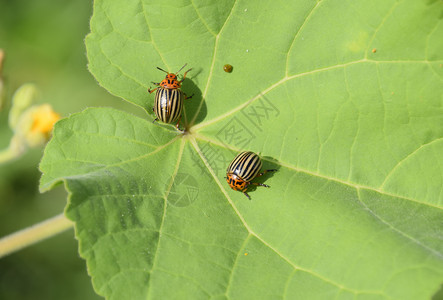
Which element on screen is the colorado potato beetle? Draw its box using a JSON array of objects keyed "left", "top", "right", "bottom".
[
  {"left": 226, "top": 151, "right": 277, "bottom": 199},
  {"left": 148, "top": 64, "right": 193, "bottom": 130}
]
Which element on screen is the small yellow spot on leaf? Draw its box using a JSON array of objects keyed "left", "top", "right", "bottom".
[{"left": 346, "top": 32, "right": 368, "bottom": 52}]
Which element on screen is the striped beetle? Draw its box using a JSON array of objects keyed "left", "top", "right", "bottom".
[
  {"left": 226, "top": 151, "right": 277, "bottom": 199},
  {"left": 148, "top": 64, "right": 192, "bottom": 130}
]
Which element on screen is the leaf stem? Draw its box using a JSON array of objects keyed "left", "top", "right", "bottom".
[{"left": 0, "top": 213, "right": 74, "bottom": 258}]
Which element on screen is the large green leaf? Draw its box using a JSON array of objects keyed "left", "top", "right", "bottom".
[{"left": 40, "top": 0, "right": 443, "bottom": 299}]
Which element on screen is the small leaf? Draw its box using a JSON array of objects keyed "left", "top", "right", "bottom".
[{"left": 41, "top": 0, "right": 443, "bottom": 299}]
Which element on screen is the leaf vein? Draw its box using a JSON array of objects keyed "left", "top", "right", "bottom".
[
  {"left": 146, "top": 139, "right": 185, "bottom": 300},
  {"left": 356, "top": 188, "right": 442, "bottom": 259},
  {"left": 285, "top": 0, "right": 323, "bottom": 76},
  {"left": 224, "top": 234, "right": 251, "bottom": 297},
  {"left": 189, "top": 0, "right": 238, "bottom": 126},
  {"left": 379, "top": 137, "right": 443, "bottom": 189},
  {"left": 189, "top": 0, "right": 217, "bottom": 36},
  {"left": 364, "top": 0, "right": 400, "bottom": 59}
]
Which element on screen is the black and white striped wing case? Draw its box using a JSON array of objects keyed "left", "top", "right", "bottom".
[
  {"left": 226, "top": 151, "right": 263, "bottom": 182},
  {"left": 154, "top": 88, "right": 184, "bottom": 124}
]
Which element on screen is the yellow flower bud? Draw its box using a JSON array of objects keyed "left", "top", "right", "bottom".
[
  {"left": 8, "top": 83, "right": 39, "bottom": 130},
  {"left": 16, "top": 104, "right": 60, "bottom": 148},
  {"left": 0, "top": 80, "right": 61, "bottom": 164},
  {"left": 31, "top": 104, "right": 60, "bottom": 136}
]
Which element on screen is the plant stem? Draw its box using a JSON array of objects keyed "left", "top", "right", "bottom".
[
  {"left": 0, "top": 213, "right": 74, "bottom": 258},
  {"left": 0, "top": 147, "right": 19, "bottom": 164},
  {"left": 0, "top": 135, "right": 26, "bottom": 165}
]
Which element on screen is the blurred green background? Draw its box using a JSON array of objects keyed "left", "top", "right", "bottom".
[{"left": 0, "top": 0, "right": 144, "bottom": 299}]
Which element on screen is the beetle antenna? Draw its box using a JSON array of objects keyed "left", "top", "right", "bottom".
[
  {"left": 175, "top": 63, "right": 187, "bottom": 74},
  {"left": 156, "top": 67, "right": 169, "bottom": 74}
]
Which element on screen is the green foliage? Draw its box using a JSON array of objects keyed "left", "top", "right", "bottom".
[{"left": 40, "top": 0, "right": 443, "bottom": 299}]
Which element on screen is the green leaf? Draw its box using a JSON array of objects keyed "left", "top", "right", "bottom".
[{"left": 40, "top": 0, "right": 443, "bottom": 299}]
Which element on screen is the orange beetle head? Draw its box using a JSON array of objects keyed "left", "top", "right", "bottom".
[
  {"left": 166, "top": 73, "right": 177, "bottom": 80},
  {"left": 156, "top": 64, "right": 187, "bottom": 89}
]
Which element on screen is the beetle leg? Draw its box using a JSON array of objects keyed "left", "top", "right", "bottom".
[
  {"left": 251, "top": 182, "right": 270, "bottom": 188},
  {"left": 178, "top": 68, "right": 193, "bottom": 83},
  {"left": 255, "top": 169, "right": 277, "bottom": 177},
  {"left": 184, "top": 93, "right": 194, "bottom": 100},
  {"left": 183, "top": 68, "right": 192, "bottom": 77},
  {"left": 152, "top": 118, "right": 159, "bottom": 123},
  {"left": 242, "top": 191, "right": 251, "bottom": 200},
  {"left": 148, "top": 87, "right": 158, "bottom": 94},
  {"left": 175, "top": 116, "right": 183, "bottom": 131}
]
